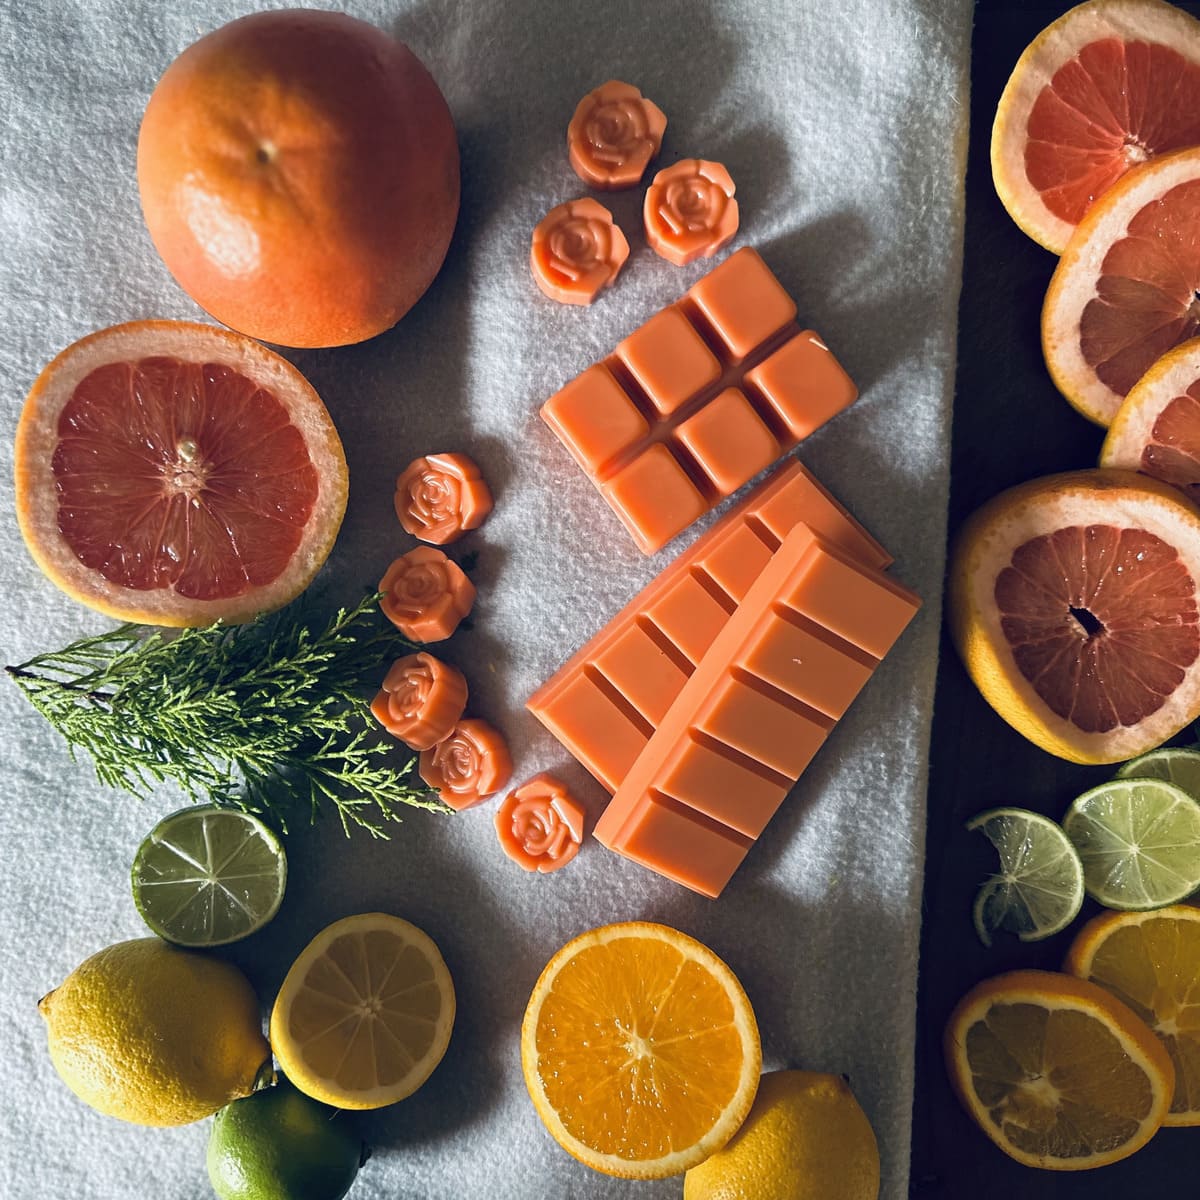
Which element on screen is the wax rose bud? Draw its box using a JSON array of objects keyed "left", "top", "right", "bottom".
[
  {"left": 567, "top": 80, "right": 667, "bottom": 190},
  {"left": 378, "top": 546, "right": 475, "bottom": 642},
  {"left": 495, "top": 773, "right": 585, "bottom": 874},
  {"left": 418, "top": 719, "right": 512, "bottom": 811},
  {"left": 644, "top": 159, "right": 740, "bottom": 266},
  {"left": 370, "top": 652, "right": 468, "bottom": 751},
  {"left": 531, "top": 198, "right": 629, "bottom": 306},
  {"left": 394, "top": 453, "right": 493, "bottom": 545}
]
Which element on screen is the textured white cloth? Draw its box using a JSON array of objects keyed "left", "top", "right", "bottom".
[{"left": 0, "top": 1, "right": 970, "bottom": 1196}]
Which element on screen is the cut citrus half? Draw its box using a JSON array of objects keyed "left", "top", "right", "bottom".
[
  {"left": 520, "top": 921, "right": 761, "bottom": 1179},
  {"left": 948, "top": 469, "right": 1200, "bottom": 763},
  {"left": 1115, "top": 745, "right": 1200, "bottom": 798},
  {"left": 944, "top": 968, "right": 1174, "bottom": 1169},
  {"left": 1062, "top": 778, "right": 1200, "bottom": 908},
  {"left": 269, "top": 913, "right": 455, "bottom": 1110},
  {"left": 1101, "top": 336, "right": 1200, "bottom": 501},
  {"left": 14, "top": 321, "right": 348, "bottom": 626},
  {"left": 992, "top": 0, "right": 1200, "bottom": 255},
  {"left": 131, "top": 805, "right": 287, "bottom": 947},
  {"left": 1044, "top": 146, "right": 1200, "bottom": 426},
  {"left": 1066, "top": 906, "right": 1200, "bottom": 1124},
  {"left": 967, "top": 808, "right": 1085, "bottom": 946}
]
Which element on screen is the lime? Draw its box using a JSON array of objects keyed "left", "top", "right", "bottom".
[
  {"left": 966, "top": 807, "right": 1084, "bottom": 946},
  {"left": 131, "top": 806, "right": 286, "bottom": 947},
  {"left": 1115, "top": 746, "right": 1200, "bottom": 800},
  {"left": 1063, "top": 778, "right": 1200, "bottom": 910},
  {"left": 208, "top": 1079, "right": 366, "bottom": 1200}
]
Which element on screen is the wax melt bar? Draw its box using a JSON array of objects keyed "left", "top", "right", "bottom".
[
  {"left": 526, "top": 460, "right": 889, "bottom": 791},
  {"left": 540, "top": 247, "right": 857, "bottom": 553},
  {"left": 593, "top": 523, "right": 920, "bottom": 897}
]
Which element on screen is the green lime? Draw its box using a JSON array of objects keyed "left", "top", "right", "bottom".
[
  {"left": 1115, "top": 746, "right": 1200, "bottom": 800},
  {"left": 966, "top": 807, "right": 1084, "bottom": 947},
  {"left": 1063, "top": 778, "right": 1200, "bottom": 910},
  {"left": 131, "top": 805, "right": 286, "bottom": 947},
  {"left": 208, "top": 1079, "right": 366, "bottom": 1200}
]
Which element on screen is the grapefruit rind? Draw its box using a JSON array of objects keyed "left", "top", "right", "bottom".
[
  {"left": 948, "top": 469, "right": 1200, "bottom": 764},
  {"left": 14, "top": 321, "right": 348, "bottom": 627}
]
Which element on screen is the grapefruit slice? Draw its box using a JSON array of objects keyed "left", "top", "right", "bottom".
[
  {"left": 948, "top": 469, "right": 1200, "bottom": 764},
  {"left": 992, "top": 0, "right": 1200, "bottom": 255},
  {"left": 1044, "top": 146, "right": 1200, "bottom": 426},
  {"left": 14, "top": 321, "right": 348, "bottom": 626}
]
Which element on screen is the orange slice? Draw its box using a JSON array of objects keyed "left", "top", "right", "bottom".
[
  {"left": 14, "top": 320, "right": 347, "bottom": 626},
  {"left": 948, "top": 469, "right": 1200, "bottom": 763},
  {"left": 944, "top": 968, "right": 1174, "bottom": 1169},
  {"left": 520, "top": 921, "right": 761, "bottom": 1179},
  {"left": 1066, "top": 906, "right": 1200, "bottom": 1125},
  {"left": 269, "top": 913, "right": 455, "bottom": 1110},
  {"left": 992, "top": 0, "right": 1200, "bottom": 255}
]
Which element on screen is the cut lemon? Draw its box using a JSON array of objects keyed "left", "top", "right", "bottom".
[
  {"left": 521, "top": 921, "right": 761, "bottom": 1179},
  {"left": 944, "top": 968, "right": 1174, "bottom": 1169},
  {"left": 1115, "top": 746, "right": 1200, "bottom": 800},
  {"left": 131, "top": 805, "right": 287, "bottom": 947},
  {"left": 1063, "top": 778, "right": 1200, "bottom": 909},
  {"left": 269, "top": 913, "right": 454, "bottom": 1110}
]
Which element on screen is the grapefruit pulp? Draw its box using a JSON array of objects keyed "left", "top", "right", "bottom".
[{"left": 14, "top": 321, "right": 348, "bottom": 627}]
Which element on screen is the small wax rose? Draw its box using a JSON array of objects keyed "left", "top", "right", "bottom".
[
  {"left": 643, "top": 159, "right": 739, "bottom": 266},
  {"left": 494, "top": 773, "right": 585, "bottom": 874},
  {"left": 379, "top": 546, "right": 475, "bottom": 642},
  {"left": 530, "top": 198, "right": 629, "bottom": 306},
  {"left": 394, "top": 453, "right": 493, "bottom": 545},
  {"left": 567, "top": 80, "right": 667, "bottom": 190},
  {"left": 370, "top": 652, "right": 468, "bottom": 751},
  {"left": 419, "top": 718, "right": 512, "bottom": 812}
]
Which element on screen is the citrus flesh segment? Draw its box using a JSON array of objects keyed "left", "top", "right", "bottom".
[
  {"left": 967, "top": 808, "right": 1085, "bottom": 946},
  {"left": 1062, "top": 778, "right": 1200, "bottom": 909},
  {"left": 520, "top": 922, "right": 761, "bottom": 1179},
  {"left": 14, "top": 321, "right": 347, "bottom": 626},
  {"left": 1115, "top": 745, "right": 1200, "bottom": 798},
  {"left": 1066, "top": 906, "right": 1200, "bottom": 1124},
  {"left": 131, "top": 806, "right": 287, "bottom": 947},
  {"left": 992, "top": 0, "right": 1200, "bottom": 254},
  {"left": 948, "top": 469, "right": 1200, "bottom": 763},
  {"left": 944, "top": 969, "right": 1174, "bottom": 1169},
  {"left": 269, "top": 913, "right": 455, "bottom": 1110}
]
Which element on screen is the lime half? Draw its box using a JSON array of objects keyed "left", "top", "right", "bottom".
[
  {"left": 132, "top": 806, "right": 287, "bottom": 946},
  {"left": 1063, "top": 779, "right": 1200, "bottom": 911},
  {"left": 1115, "top": 747, "right": 1200, "bottom": 801},
  {"left": 966, "top": 807, "right": 1084, "bottom": 947}
]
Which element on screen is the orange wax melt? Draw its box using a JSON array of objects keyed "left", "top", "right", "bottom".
[
  {"left": 419, "top": 718, "right": 512, "bottom": 811},
  {"left": 540, "top": 247, "right": 858, "bottom": 553},
  {"left": 371, "top": 652, "right": 468, "bottom": 751},
  {"left": 394, "top": 453, "right": 492, "bottom": 544},
  {"left": 527, "top": 460, "right": 890, "bottom": 792},
  {"left": 567, "top": 80, "right": 666, "bottom": 190},
  {"left": 593, "top": 524, "right": 920, "bottom": 898},
  {"left": 644, "top": 159, "right": 739, "bottom": 266},
  {"left": 531, "top": 198, "right": 629, "bottom": 305},
  {"left": 495, "top": 773, "right": 585, "bottom": 873},
  {"left": 379, "top": 546, "right": 475, "bottom": 642}
]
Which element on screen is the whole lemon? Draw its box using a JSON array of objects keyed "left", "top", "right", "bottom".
[
  {"left": 683, "top": 1070, "right": 880, "bottom": 1200},
  {"left": 39, "top": 937, "right": 270, "bottom": 1126}
]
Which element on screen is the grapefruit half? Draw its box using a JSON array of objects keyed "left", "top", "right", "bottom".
[
  {"left": 14, "top": 321, "right": 348, "bottom": 627},
  {"left": 948, "top": 469, "right": 1200, "bottom": 764},
  {"left": 992, "top": 0, "right": 1200, "bottom": 255}
]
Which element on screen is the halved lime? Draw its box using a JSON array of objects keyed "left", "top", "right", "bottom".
[
  {"left": 1062, "top": 779, "right": 1200, "bottom": 911},
  {"left": 966, "top": 807, "right": 1085, "bottom": 947},
  {"left": 132, "top": 806, "right": 287, "bottom": 946},
  {"left": 1115, "top": 746, "right": 1200, "bottom": 801}
]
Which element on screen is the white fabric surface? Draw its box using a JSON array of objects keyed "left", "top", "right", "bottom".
[{"left": 0, "top": 2, "right": 971, "bottom": 1197}]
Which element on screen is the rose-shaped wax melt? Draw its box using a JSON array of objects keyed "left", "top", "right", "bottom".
[
  {"left": 644, "top": 159, "right": 739, "bottom": 266},
  {"left": 394, "top": 453, "right": 493, "bottom": 545},
  {"left": 494, "top": 773, "right": 584, "bottom": 874},
  {"left": 370, "top": 652, "right": 468, "bottom": 750},
  {"left": 379, "top": 546, "right": 475, "bottom": 642},
  {"left": 567, "top": 80, "right": 667, "bottom": 190},
  {"left": 530, "top": 198, "right": 629, "bottom": 306},
  {"left": 418, "top": 719, "right": 512, "bottom": 811}
]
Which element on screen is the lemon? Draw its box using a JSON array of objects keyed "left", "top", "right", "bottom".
[
  {"left": 39, "top": 937, "right": 270, "bottom": 1125},
  {"left": 682, "top": 1070, "right": 879, "bottom": 1200}
]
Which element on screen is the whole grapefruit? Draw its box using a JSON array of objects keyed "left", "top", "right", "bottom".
[{"left": 137, "top": 10, "right": 459, "bottom": 349}]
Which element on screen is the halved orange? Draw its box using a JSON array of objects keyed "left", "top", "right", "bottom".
[
  {"left": 520, "top": 921, "right": 761, "bottom": 1179},
  {"left": 1066, "top": 906, "right": 1200, "bottom": 1125},
  {"left": 944, "top": 968, "right": 1174, "bottom": 1169},
  {"left": 14, "top": 320, "right": 347, "bottom": 626}
]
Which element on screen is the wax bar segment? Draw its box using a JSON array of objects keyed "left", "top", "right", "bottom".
[{"left": 541, "top": 247, "right": 858, "bottom": 553}]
